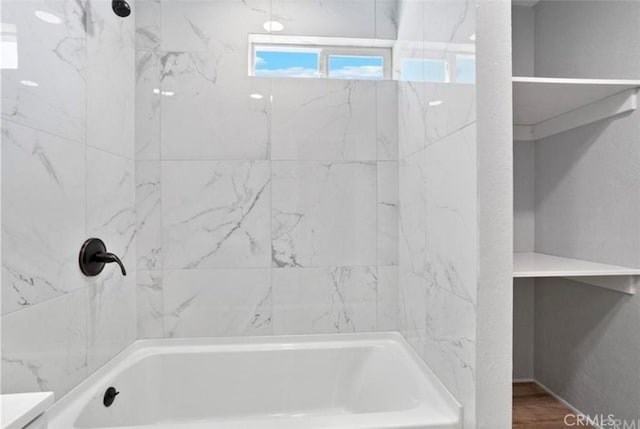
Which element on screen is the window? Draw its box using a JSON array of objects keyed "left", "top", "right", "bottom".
[{"left": 250, "top": 34, "right": 393, "bottom": 80}]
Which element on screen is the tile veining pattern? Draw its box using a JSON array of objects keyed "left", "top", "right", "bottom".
[
  {"left": 2, "top": 0, "right": 136, "bottom": 399},
  {"left": 134, "top": 0, "right": 400, "bottom": 339},
  {"left": 395, "top": 0, "right": 478, "bottom": 427}
]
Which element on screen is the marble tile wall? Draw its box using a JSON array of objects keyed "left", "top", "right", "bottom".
[
  {"left": 134, "top": 0, "right": 400, "bottom": 339},
  {"left": 2, "top": 0, "right": 136, "bottom": 399},
  {"left": 396, "top": 0, "right": 479, "bottom": 427}
]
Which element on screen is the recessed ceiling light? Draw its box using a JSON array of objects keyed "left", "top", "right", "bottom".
[
  {"left": 20, "top": 80, "right": 39, "bottom": 87},
  {"left": 429, "top": 100, "right": 443, "bottom": 107},
  {"left": 263, "top": 21, "right": 284, "bottom": 32},
  {"left": 250, "top": 93, "right": 264, "bottom": 99},
  {"left": 469, "top": 33, "right": 476, "bottom": 41},
  {"left": 162, "top": 91, "right": 175, "bottom": 97},
  {"left": 153, "top": 88, "right": 160, "bottom": 94},
  {"left": 34, "top": 10, "right": 62, "bottom": 24}
]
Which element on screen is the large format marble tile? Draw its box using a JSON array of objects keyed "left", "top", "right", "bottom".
[
  {"left": 423, "top": 83, "right": 476, "bottom": 147},
  {"left": 398, "top": 268, "right": 427, "bottom": 351},
  {"left": 376, "top": 81, "right": 399, "bottom": 161},
  {"left": 160, "top": 0, "right": 269, "bottom": 53},
  {"left": 136, "top": 161, "right": 162, "bottom": 270},
  {"left": 398, "top": 147, "right": 428, "bottom": 277},
  {"left": 162, "top": 161, "right": 271, "bottom": 269},
  {"left": 423, "top": 125, "right": 477, "bottom": 306},
  {"left": 398, "top": 81, "right": 427, "bottom": 158},
  {"left": 87, "top": 270, "right": 136, "bottom": 373},
  {"left": 163, "top": 269, "right": 272, "bottom": 338},
  {"left": 137, "top": 270, "right": 164, "bottom": 339},
  {"left": 375, "top": 0, "right": 398, "bottom": 40},
  {"left": 272, "top": 266, "right": 377, "bottom": 334},
  {"left": 86, "top": 0, "right": 135, "bottom": 159},
  {"left": 161, "top": 52, "right": 271, "bottom": 160},
  {"left": 1, "top": 0, "right": 86, "bottom": 143},
  {"left": 135, "top": 0, "right": 161, "bottom": 52},
  {"left": 135, "top": 51, "right": 161, "bottom": 160},
  {"left": 2, "top": 121, "right": 86, "bottom": 314},
  {"left": 85, "top": 148, "right": 136, "bottom": 372},
  {"left": 86, "top": 148, "right": 136, "bottom": 271},
  {"left": 377, "top": 266, "right": 398, "bottom": 331},
  {"left": 377, "top": 161, "right": 399, "bottom": 266},
  {"left": 271, "top": 0, "right": 376, "bottom": 39},
  {"left": 271, "top": 161, "right": 377, "bottom": 267},
  {"left": 270, "top": 79, "right": 377, "bottom": 161},
  {"left": 1, "top": 288, "right": 89, "bottom": 398}
]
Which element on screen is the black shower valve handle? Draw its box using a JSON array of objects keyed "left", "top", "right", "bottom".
[
  {"left": 79, "top": 238, "right": 127, "bottom": 277},
  {"left": 92, "top": 252, "right": 127, "bottom": 276}
]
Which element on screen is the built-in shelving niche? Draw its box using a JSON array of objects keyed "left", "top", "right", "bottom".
[
  {"left": 512, "top": 77, "right": 640, "bottom": 295},
  {"left": 514, "top": 252, "right": 640, "bottom": 295},
  {"left": 513, "top": 77, "right": 640, "bottom": 141}
]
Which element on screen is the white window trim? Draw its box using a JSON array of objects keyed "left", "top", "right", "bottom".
[{"left": 248, "top": 34, "right": 394, "bottom": 79}]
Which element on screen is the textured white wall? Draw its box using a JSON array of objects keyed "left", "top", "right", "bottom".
[
  {"left": 511, "top": 5, "right": 534, "bottom": 77},
  {"left": 475, "top": 0, "right": 513, "bottom": 427}
]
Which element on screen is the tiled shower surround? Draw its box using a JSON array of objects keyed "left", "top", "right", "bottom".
[
  {"left": 2, "top": 0, "right": 136, "bottom": 398},
  {"left": 1, "top": 0, "right": 506, "bottom": 426},
  {"left": 134, "top": 0, "right": 400, "bottom": 339}
]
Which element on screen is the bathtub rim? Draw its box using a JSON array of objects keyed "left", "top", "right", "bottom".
[{"left": 43, "top": 332, "right": 462, "bottom": 428}]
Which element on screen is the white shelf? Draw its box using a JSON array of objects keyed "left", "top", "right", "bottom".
[
  {"left": 514, "top": 252, "right": 640, "bottom": 294},
  {"left": 513, "top": 77, "right": 640, "bottom": 141}
]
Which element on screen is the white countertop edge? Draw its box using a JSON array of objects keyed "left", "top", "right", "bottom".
[{"left": 1, "top": 393, "right": 54, "bottom": 429}]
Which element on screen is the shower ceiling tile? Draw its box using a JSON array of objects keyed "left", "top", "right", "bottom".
[
  {"left": 270, "top": 79, "right": 376, "bottom": 161},
  {"left": 272, "top": 266, "right": 377, "bottom": 335},
  {"left": 271, "top": 161, "right": 377, "bottom": 268},
  {"left": 1, "top": 121, "right": 86, "bottom": 315},
  {"left": 161, "top": 160, "right": 271, "bottom": 269},
  {"left": 161, "top": 52, "right": 271, "bottom": 160}
]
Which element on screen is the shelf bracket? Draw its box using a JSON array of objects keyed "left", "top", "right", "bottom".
[
  {"left": 563, "top": 275, "right": 638, "bottom": 295},
  {"left": 514, "top": 88, "right": 639, "bottom": 141}
]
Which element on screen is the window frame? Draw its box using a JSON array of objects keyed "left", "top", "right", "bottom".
[{"left": 249, "top": 34, "right": 394, "bottom": 80}]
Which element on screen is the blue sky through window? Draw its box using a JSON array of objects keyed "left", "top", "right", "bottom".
[
  {"left": 328, "top": 55, "right": 383, "bottom": 80},
  {"left": 255, "top": 50, "right": 320, "bottom": 78},
  {"left": 255, "top": 49, "right": 385, "bottom": 80}
]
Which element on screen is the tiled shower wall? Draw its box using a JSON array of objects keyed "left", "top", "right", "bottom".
[
  {"left": 396, "top": 0, "right": 479, "bottom": 426},
  {"left": 134, "top": 0, "right": 400, "bottom": 338},
  {"left": 1, "top": 0, "right": 136, "bottom": 398}
]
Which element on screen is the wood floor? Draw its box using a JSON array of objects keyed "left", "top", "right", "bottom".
[{"left": 513, "top": 383, "right": 592, "bottom": 429}]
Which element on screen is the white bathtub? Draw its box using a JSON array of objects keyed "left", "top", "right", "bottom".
[{"left": 41, "top": 333, "right": 461, "bottom": 429}]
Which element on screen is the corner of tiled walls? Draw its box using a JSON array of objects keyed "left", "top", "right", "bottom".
[
  {"left": 134, "top": 0, "right": 400, "bottom": 339},
  {"left": 2, "top": 0, "right": 136, "bottom": 398},
  {"left": 396, "top": 0, "right": 478, "bottom": 426}
]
